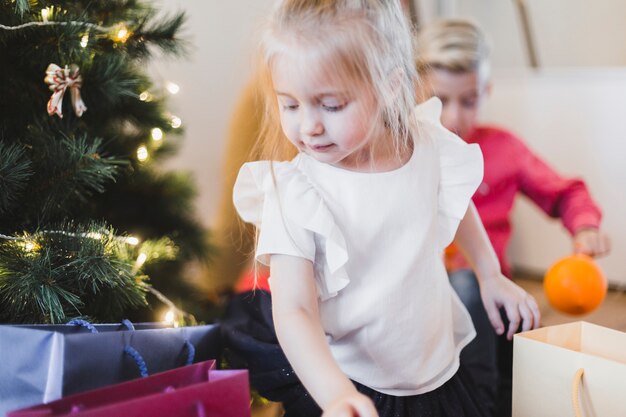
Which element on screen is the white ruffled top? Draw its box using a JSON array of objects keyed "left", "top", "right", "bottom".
[{"left": 233, "top": 97, "right": 484, "bottom": 396}]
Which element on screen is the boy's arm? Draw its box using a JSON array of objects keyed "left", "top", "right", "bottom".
[
  {"left": 453, "top": 203, "right": 541, "bottom": 339},
  {"left": 270, "top": 254, "right": 378, "bottom": 417},
  {"left": 515, "top": 139, "right": 610, "bottom": 256}
]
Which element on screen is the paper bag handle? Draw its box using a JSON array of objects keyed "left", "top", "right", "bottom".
[{"left": 571, "top": 368, "right": 584, "bottom": 417}]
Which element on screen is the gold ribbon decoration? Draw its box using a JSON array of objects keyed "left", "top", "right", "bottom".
[{"left": 44, "top": 64, "right": 88, "bottom": 118}]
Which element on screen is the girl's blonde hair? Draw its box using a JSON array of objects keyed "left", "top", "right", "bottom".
[
  {"left": 415, "top": 18, "right": 491, "bottom": 84},
  {"left": 252, "top": 0, "right": 418, "bottom": 163}
]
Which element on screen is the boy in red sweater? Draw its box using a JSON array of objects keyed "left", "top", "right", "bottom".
[{"left": 416, "top": 19, "right": 610, "bottom": 417}]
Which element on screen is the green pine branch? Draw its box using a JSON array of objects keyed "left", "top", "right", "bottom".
[
  {"left": 0, "top": 142, "right": 33, "bottom": 215},
  {"left": 0, "top": 221, "right": 183, "bottom": 324},
  {"left": 27, "top": 132, "right": 126, "bottom": 223},
  {"left": 12, "top": 0, "right": 31, "bottom": 16},
  {"left": 126, "top": 11, "right": 188, "bottom": 59}
]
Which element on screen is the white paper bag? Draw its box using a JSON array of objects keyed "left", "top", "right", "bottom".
[{"left": 513, "top": 321, "right": 626, "bottom": 417}]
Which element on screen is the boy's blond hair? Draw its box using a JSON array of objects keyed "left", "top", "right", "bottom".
[{"left": 416, "top": 18, "right": 491, "bottom": 84}]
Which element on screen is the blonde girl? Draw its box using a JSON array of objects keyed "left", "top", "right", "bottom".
[{"left": 229, "top": 2, "right": 541, "bottom": 416}]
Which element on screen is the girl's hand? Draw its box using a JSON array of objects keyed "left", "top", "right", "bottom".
[
  {"left": 479, "top": 275, "right": 541, "bottom": 341},
  {"left": 322, "top": 392, "right": 378, "bottom": 417},
  {"left": 573, "top": 228, "right": 611, "bottom": 258}
]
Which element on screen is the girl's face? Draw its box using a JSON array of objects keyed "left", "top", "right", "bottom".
[
  {"left": 272, "top": 53, "right": 383, "bottom": 170},
  {"left": 421, "top": 68, "right": 490, "bottom": 140}
]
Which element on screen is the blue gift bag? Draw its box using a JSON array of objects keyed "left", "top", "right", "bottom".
[{"left": 0, "top": 322, "right": 221, "bottom": 417}]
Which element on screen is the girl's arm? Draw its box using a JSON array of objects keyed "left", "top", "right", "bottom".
[
  {"left": 453, "top": 203, "right": 541, "bottom": 340},
  {"left": 270, "top": 254, "right": 378, "bottom": 417}
]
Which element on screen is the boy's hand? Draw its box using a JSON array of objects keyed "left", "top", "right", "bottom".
[
  {"left": 323, "top": 392, "right": 378, "bottom": 417},
  {"left": 479, "top": 275, "right": 541, "bottom": 340},
  {"left": 573, "top": 228, "right": 611, "bottom": 258}
]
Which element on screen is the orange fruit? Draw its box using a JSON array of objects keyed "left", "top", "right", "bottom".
[{"left": 543, "top": 254, "right": 607, "bottom": 315}]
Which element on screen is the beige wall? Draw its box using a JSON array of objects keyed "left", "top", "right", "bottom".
[
  {"left": 438, "top": 0, "right": 626, "bottom": 69},
  {"left": 153, "top": 0, "right": 274, "bottom": 225}
]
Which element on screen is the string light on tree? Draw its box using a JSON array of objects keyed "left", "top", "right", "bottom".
[
  {"left": 80, "top": 34, "right": 89, "bottom": 48},
  {"left": 165, "top": 81, "right": 180, "bottom": 95},
  {"left": 114, "top": 24, "right": 131, "bottom": 43},
  {"left": 151, "top": 127, "right": 163, "bottom": 142},
  {"left": 41, "top": 8, "right": 50, "bottom": 23},
  {"left": 164, "top": 309, "right": 175, "bottom": 324},
  {"left": 137, "top": 145, "right": 149, "bottom": 162},
  {"left": 170, "top": 115, "right": 182, "bottom": 129},
  {"left": 139, "top": 91, "right": 153, "bottom": 102},
  {"left": 125, "top": 236, "right": 140, "bottom": 246},
  {"left": 132, "top": 252, "right": 148, "bottom": 274}
]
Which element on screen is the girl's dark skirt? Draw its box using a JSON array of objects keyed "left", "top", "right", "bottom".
[{"left": 221, "top": 290, "right": 490, "bottom": 417}]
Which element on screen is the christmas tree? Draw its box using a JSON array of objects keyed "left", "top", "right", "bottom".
[{"left": 0, "top": 0, "right": 212, "bottom": 324}]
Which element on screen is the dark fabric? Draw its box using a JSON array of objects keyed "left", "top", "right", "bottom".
[
  {"left": 449, "top": 270, "right": 499, "bottom": 416},
  {"left": 221, "top": 290, "right": 307, "bottom": 405},
  {"left": 448, "top": 269, "right": 516, "bottom": 417},
  {"left": 495, "top": 330, "right": 513, "bottom": 417},
  {"left": 355, "top": 365, "right": 488, "bottom": 417},
  {"left": 222, "top": 290, "right": 489, "bottom": 417}
]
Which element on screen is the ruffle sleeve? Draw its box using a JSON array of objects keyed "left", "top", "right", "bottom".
[
  {"left": 415, "top": 97, "right": 484, "bottom": 249},
  {"left": 233, "top": 160, "right": 350, "bottom": 300}
]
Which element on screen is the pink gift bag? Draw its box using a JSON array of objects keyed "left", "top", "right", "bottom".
[{"left": 8, "top": 360, "right": 250, "bottom": 417}]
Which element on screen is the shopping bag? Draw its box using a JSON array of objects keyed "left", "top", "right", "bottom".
[
  {"left": 8, "top": 360, "right": 250, "bottom": 417},
  {"left": 0, "top": 321, "right": 221, "bottom": 417},
  {"left": 512, "top": 321, "right": 626, "bottom": 417}
]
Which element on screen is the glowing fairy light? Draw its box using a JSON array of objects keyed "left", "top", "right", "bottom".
[
  {"left": 19, "top": 239, "right": 41, "bottom": 253},
  {"left": 136, "top": 145, "right": 149, "bottom": 162},
  {"left": 136, "top": 252, "right": 148, "bottom": 266},
  {"left": 151, "top": 128, "right": 163, "bottom": 141},
  {"left": 165, "top": 82, "right": 180, "bottom": 95},
  {"left": 125, "top": 236, "right": 140, "bottom": 246},
  {"left": 170, "top": 116, "right": 182, "bottom": 129},
  {"left": 115, "top": 25, "right": 131, "bottom": 43},
  {"left": 132, "top": 252, "right": 148, "bottom": 274},
  {"left": 164, "top": 310, "right": 175, "bottom": 324},
  {"left": 80, "top": 34, "right": 89, "bottom": 48},
  {"left": 86, "top": 232, "right": 103, "bottom": 240},
  {"left": 41, "top": 8, "right": 50, "bottom": 22},
  {"left": 139, "top": 91, "right": 152, "bottom": 102}
]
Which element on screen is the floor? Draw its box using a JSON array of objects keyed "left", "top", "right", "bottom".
[{"left": 251, "top": 276, "right": 626, "bottom": 416}]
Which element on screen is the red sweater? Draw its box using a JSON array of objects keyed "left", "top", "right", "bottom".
[{"left": 446, "top": 126, "right": 602, "bottom": 277}]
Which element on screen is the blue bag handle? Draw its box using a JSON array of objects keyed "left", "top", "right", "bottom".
[
  {"left": 121, "top": 318, "right": 135, "bottom": 331},
  {"left": 66, "top": 319, "right": 135, "bottom": 332},
  {"left": 123, "top": 340, "right": 194, "bottom": 377},
  {"left": 66, "top": 319, "right": 196, "bottom": 378},
  {"left": 124, "top": 345, "right": 149, "bottom": 377},
  {"left": 184, "top": 339, "right": 195, "bottom": 365},
  {"left": 66, "top": 319, "right": 98, "bottom": 333}
]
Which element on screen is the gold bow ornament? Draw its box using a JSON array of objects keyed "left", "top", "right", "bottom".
[{"left": 44, "top": 64, "right": 88, "bottom": 118}]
